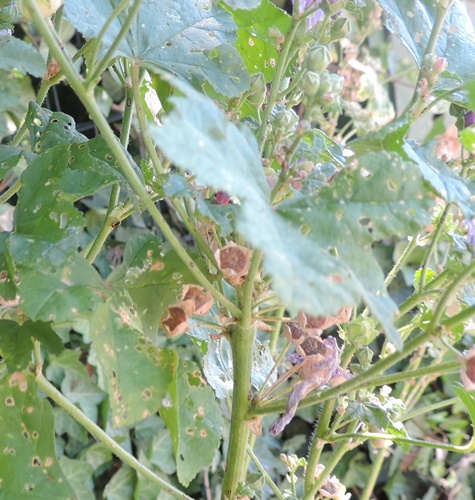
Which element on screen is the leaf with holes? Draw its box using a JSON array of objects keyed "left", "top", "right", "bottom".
[
  {"left": 107, "top": 233, "right": 209, "bottom": 335},
  {"left": 230, "top": 0, "right": 292, "bottom": 82},
  {"left": 277, "top": 151, "right": 434, "bottom": 247},
  {"left": 377, "top": 0, "right": 475, "bottom": 78},
  {"left": 0, "top": 371, "right": 75, "bottom": 498},
  {"left": 0, "top": 320, "right": 64, "bottom": 373},
  {"left": 151, "top": 78, "right": 270, "bottom": 203},
  {"left": 0, "top": 37, "right": 46, "bottom": 77},
  {"left": 90, "top": 301, "right": 177, "bottom": 427},
  {"left": 7, "top": 236, "right": 105, "bottom": 324},
  {"left": 64, "top": 0, "right": 249, "bottom": 97},
  {"left": 159, "top": 359, "right": 223, "bottom": 487}
]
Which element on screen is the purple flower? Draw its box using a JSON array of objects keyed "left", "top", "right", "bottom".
[
  {"left": 293, "top": 0, "right": 324, "bottom": 31},
  {"left": 465, "top": 111, "right": 475, "bottom": 128},
  {"left": 465, "top": 219, "right": 475, "bottom": 249}
]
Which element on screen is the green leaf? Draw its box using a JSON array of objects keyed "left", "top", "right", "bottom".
[
  {"left": 90, "top": 302, "right": 177, "bottom": 427},
  {"left": 0, "top": 69, "right": 35, "bottom": 141},
  {"left": 160, "top": 359, "right": 223, "bottom": 487},
  {"left": 59, "top": 457, "right": 95, "bottom": 500},
  {"left": 238, "top": 199, "right": 401, "bottom": 347},
  {"left": 0, "top": 319, "right": 64, "bottom": 372},
  {"left": 64, "top": 0, "right": 249, "bottom": 97},
  {"left": 231, "top": 0, "right": 292, "bottom": 82},
  {"left": 0, "top": 36, "right": 46, "bottom": 76},
  {"left": 377, "top": 0, "right": 475, "bottom": 78},
  {"left": 7, "top": 237, "right": 105, "bottom": 323},
  {"left": 454, "top": 383, "right": 475, "bottom": 425},
  {"left": 223, "top": 0, "right": 262, "bottom": 9},
  {"left": 26, "top": 103, "right": 88, "bottom": 152},
  {"left": 278, "top": 151, "right": 433, "bottom": 246},
  {"left": 460, "top": 127, "right": 475, "bottom": 152},
  {"left": 107, "top": 233, "right": 206, "bottom": 335},
  {"left": 151, "top": 79, "right": 270, "bottom": 202},
  {"left": 149, "top": 425, "right": 176, "bottom": 475},
  {"left": 103, "top": 466, "right": 135, "bottom": 500},
  {"left": 53, "top": 407, "right": 88, "bottom": 445},
  {"left": 405, "top": 141, "right": 475, "bottom": 218},
  {"left": 46, "top": 350, "right": 106, "bottom": 423},
  {"left": 0, "top": 144, "right": 28, "bottom": 178},
  {"left": 0, "top": 371, "right": 75, "bottom": 499}
]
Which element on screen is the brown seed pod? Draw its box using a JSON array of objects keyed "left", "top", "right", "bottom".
[
  {"left": 160, "top": 302, "right": 194, "bottom": 338},
  {"left": 215, "top": 242, "right": 253, "bottom": 285},
  {"left": 182, "top": 284, "right": 213, "bottom": 315}
]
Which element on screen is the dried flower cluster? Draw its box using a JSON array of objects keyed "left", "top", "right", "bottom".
[
  {"left": 269, "top": 308, "right": 352, "bottom": 435},
  {"left": 160, "top": 284, "right": 213, "bottom": 337}
]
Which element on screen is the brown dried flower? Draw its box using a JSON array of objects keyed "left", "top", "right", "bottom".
[
  {"left": 459, "top": 346, "right": 475, "bottom": 390},
  {"left": 160, "top": 302, "right": 194, "bottom": 338},
  {"left": 215, "top": 242, "right": 253, "bottom": 285},
  {"left": 296, "top": 307, "right": 352, "bottom": 335},
  {"left": 182, "top": 284, "right": 213, "bottom": 315}
]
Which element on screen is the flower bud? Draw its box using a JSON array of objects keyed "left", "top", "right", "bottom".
[
  {"left": 321, "top": 0, "right": 346, "bottom": 16},
  {"left": 330, "top": 17, "right": 351, "bottom": 40},
  {"left": 301, "top": 71, "right": 320, "bottom": 97},
  {"left": 316, "top": 72, "right": 333, "bottom": 96},
  {"left": 305, "top": 44, "right": 332, "bottom": 72},
  {"left": 272, "top": 107, "right": 298, "bottom": 132},
  {"left": 343, "top": 317, "right": 379, "bottom": 346},
  {"left": 247, "top": 72, "right": 266, "bottom": 108},
  {"left": 0, "top": 2, "right": 19, "bottom": 30}
]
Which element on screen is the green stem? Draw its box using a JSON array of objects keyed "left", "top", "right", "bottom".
[
  {"left": 385, "top": 236, "right": 418, "bottom": 287},
  {"left": 86, "top": 0, "right": 131, "bottom": 79},
  {"left": 419, "top": 205, "right": 451, "bottom": 291},
  {"left": 407, "top": 0, "right": 455, "bottom": 117},
  {"left": 249, "top": 328, "right": 437, "bottom": 417},
  {"left": 360, "top": 447, "right": 387, "bottom": 500},
  {"left": 131, "top": 63, "right": 165, "bottom": 175},
  {"left": 0, "top": 179, "right": 21, "bottom": 205},
  {"left": 302, "top": 420, "right": 358, "bottom": 500},
  {"left": 87, "top": 0, "right": 144, "bottom": 86},
  {"left": 35, "top": 374, "right": 192, "bottom": 500},
  {"left": 304, "top": 400, "right": 334, "bottom": 493},
  {"left": 222, "top": 252, "right": 261, "bottom": 499},
  {"left": 442, "top": 304, "right": 475, "bottom": 330},
  {"left": 400, "top": 396, "right": 459, "bottom": 422},
  {"left": 246, "top": 445, "right": 285, "bottom": 500},
  {"left": 24, "top": 0, "right": 241, "bottom": 319},
  {"left": 257, "top": 17, "right": 303, "bottom": 153}
]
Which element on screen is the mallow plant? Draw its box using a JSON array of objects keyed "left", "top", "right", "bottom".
[{"left": 1, "top": 0, "right": 475, "bottom": 498}]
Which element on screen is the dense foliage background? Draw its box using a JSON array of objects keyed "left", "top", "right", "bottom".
[{"left": 2, "top": 0, "right": 475, "bottom": 498}]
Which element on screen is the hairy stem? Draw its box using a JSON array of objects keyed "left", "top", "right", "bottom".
[{"left": 222, "top": 252, "right": 261, "bottom": 499}]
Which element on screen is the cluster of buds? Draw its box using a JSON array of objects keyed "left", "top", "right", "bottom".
[
  {"left": 269, "top": 307, "right": 352, "bottom": 435},
  {"left": 160, "top": 284, "right": 213, "bottom": 338},
  {"left": 268, "top": 106, "right": 299, "bottom": 141},
  {"left": 300, "top": 44, "right": 344, "bottom": 116}
]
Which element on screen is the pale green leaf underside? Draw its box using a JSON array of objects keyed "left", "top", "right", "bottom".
[
  {"left": 0, "top": 37, "right": 45, "bottom": 77},
  {"left": 377, "top": 0, "right": 475, "bottom": 78},
  {"left": 155, "top": 84, "right": 435, "bottom": 347},
  {"left": 64, "top": 0, "right": 249, "bottom": 96}
]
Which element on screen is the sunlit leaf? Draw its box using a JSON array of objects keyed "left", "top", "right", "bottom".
[
  {"left": 90, "top": 302, "right": 177, "bottom": 427},
  {"left": 59, "top": 456, "right": 95, "bottom": 500},
  {"left": 64, "top": 0, "right": 249, "bottom": 96}
]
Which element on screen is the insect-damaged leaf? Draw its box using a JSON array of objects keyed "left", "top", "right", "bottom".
[
  {"left": 159, "top": 359, "right": 223, "bottom": 487},
  {"left": 377, "top": 0, "right": 475, "bottom": 79},
  {"left": 64, "top": 0, "right": 249, "bottom": 97},
  {"left": 90, "top": 302, "right": 177, "bottom": 427},
  {"left": 0, "top": 371, "right": 75, "bottom": 499}
]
